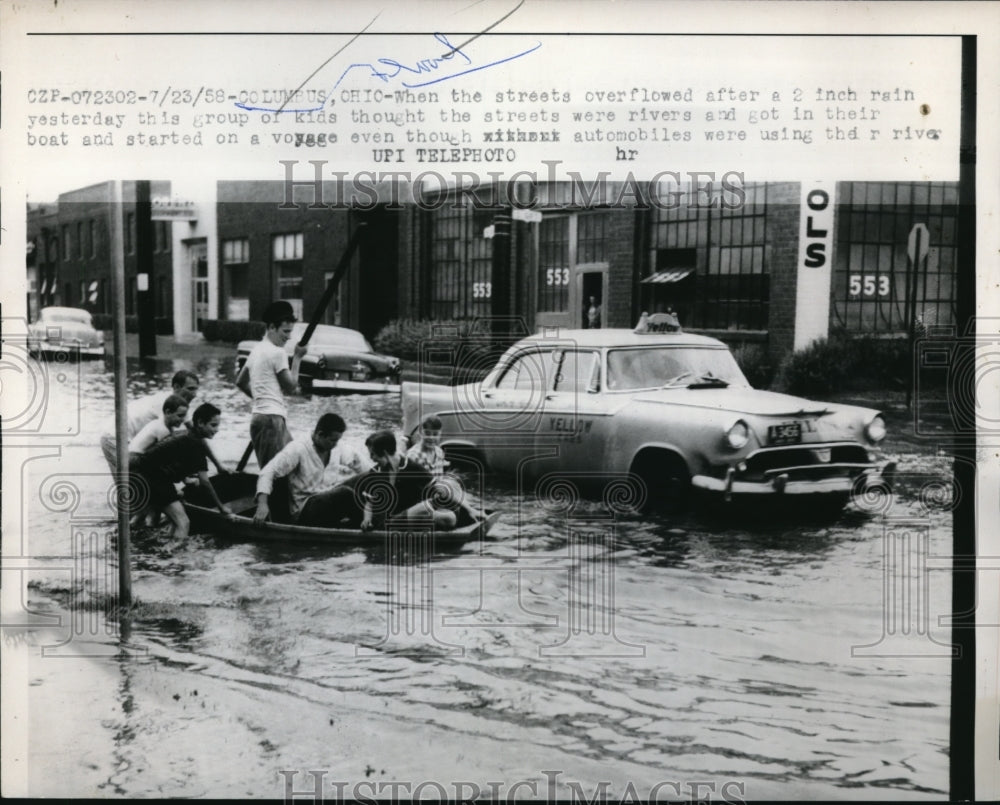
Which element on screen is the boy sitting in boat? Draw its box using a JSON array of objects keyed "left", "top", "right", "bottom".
[
  {"left": 314, "top": 430, "right": 458, "bottom": 531},
  {"left": 405, "top": 415, "right": 477, "bottom": 522},
  {"left": 130, "top": 402, "right": 233, "bottom": 538},
  {"left": 253, "top": 413, "right": 372, "bottom": 527}
]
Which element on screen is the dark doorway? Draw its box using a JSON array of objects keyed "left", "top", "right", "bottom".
[
  {"left": 581, "top": 271, "right": 604, "bottom": 328},
  {"left": 354, "top": 207, "right": 400, "bottom": 340}
]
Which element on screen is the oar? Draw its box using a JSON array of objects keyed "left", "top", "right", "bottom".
[
  {"left": 298, "top": 221, "right": 368, "bottom": 351},
  {"left": 233, "top": 222, "right": 369, "bottom": 470},
  {"left": 235, "top": 441, "right": 255, "bottom": 473}
]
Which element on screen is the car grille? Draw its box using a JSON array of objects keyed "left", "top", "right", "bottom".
[{"left": 742, "top": 444, "right": 873, "bottom": 480}]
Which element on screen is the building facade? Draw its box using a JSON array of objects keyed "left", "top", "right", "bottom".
[
  {"left": 27, "top": 179, "right": 962, "bottom": 365},
  {"left": 214, "top": 181, "right": 401, "bottom": 340},
  {"left": 26, "top": 181, "right": 174, "bottom": 327}
]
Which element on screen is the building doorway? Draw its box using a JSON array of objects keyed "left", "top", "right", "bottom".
[
  {"left": 580, "top": 270, "right": 605, "bottom": 329},
  {"left": 354, "top": 207, "right": 399, "bottom": 339},
  {"left": 535, "top": 211, "right": 610, "bottom": 330}
]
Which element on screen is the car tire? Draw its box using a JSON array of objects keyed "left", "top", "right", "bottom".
[
  {"left": 632, "top": 452, "right": 690, "bottom": 515},
  {"left": 808, "top": 492, "right": 850, "bottom": 520}
]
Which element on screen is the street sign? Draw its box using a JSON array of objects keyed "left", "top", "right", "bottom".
[
  {"left": 907, "top": 223, "right": 930, "bottom": 262},
  {"left": 511, "top": 208, "right": 543, "bottom": 223},
  {"left": 151, "top": 197, "right": 198, "bottom": 221}
]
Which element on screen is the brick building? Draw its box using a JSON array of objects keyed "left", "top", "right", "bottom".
[
  {"left": 27, "top": 178, "right": 961, "bottom": 366},
  {"left": 25, "top": 181, "right": 174, "bottom": 327},
  {"left": 214, "top": 181, "right": 401, "bottom": 340},
  {"left": 396, "top": 179, "right": 960, "bottom": 367}
]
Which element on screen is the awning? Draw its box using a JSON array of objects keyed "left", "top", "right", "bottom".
[{"left": 640, "top": 269, "right": 693, "bottom": 284}]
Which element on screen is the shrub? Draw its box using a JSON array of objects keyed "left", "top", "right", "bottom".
[
  {"left": 199, "top": 319, "right": 266, "bottom": 343},
  {"left": 374, "top": 318, "right": 517, "bottom": 382},
  {"left": 773, "top": 333, "right": 910, "bottom": 395},
  {"left": 730, "top": 342, "right": 772, "bottom": 389},
  {"left": 91, "top": 313, "right": 112, "bottom": 331},
  {"left": 91, "top": 314, "right": 173, "bottom": 335}
]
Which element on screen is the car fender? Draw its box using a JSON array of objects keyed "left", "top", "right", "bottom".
[
  {"left": 627, "top": 440, "right": 694, "bottom": 477},
  {"left": 401, "top": 381, "right": 454, "bottom": 433}
]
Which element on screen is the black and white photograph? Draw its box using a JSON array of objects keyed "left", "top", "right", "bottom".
[{"left": 2, "top": 1, "right": 997, "bottom": 800}]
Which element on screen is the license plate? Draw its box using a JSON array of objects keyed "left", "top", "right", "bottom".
[{"left": 768, "top": 422, "right": 802, "bottom": 445}]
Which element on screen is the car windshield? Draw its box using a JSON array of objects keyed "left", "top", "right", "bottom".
[
  {"left": 606, "top": 347, "right": 750, "bottom": 390},
  {"left": 290, "top": 323, "right": 372, "bottom": 353},
  {"left": 42, "top": 309, "right": 92, "bottom": 325}
]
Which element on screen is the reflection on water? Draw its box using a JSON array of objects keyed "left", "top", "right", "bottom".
[{"left": 19, "top": 356, "right": 952, "bottom": 798}]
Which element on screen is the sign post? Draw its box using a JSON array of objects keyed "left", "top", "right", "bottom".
[
  {"left": 109, "top": 181, "right": 133, "bottom": 611},
  {"left": 793, "top": 182, "right": 835, "bottom": 351},
  {"left": 905, "top": 222, "right": 930, "bottom": 408},
  {"left": 136, "top": 180, "right": 157, "bottom": 357}
]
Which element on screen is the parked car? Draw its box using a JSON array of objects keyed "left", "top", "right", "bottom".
[
  {"left": 235, "top": 322, "right": 401, "bottom": 394},
  {"left": 401, "top": 315, "right": 894, "bottom": 513},
  {"left": 27, "top": 306, "right": 105, "bottom": 358}
]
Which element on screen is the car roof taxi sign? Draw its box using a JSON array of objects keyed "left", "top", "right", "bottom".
[{"left": 634, "top": 311, "right": 682, "bottom": 333}]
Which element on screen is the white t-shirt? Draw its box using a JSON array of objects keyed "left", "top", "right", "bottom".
[
  {"left": 246, "top": 337, "right": 289, "bottom": 417},
  {"left": 127, "top": 390, "right": 171, "bottom": 439},
  {"left": 128, "top": 417, "right": 175, "bottom": 453}
]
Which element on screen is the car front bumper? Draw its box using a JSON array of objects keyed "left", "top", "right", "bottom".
[
  {"left": 30, "top": 342, "right": 104, "bottom": 357},
  {"left": 692, "top": 460, "right": 896, "bottom": 498},
  {"left": 305, "top": 376, "right": 401, "bottom": 395}
]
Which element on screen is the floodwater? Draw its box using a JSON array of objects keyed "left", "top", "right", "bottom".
[{"left": 8, "top": 353, "right": 953, "bottom": 800}]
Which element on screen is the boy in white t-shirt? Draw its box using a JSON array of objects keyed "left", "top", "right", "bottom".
[
  {"left": 235, "top": 300, "right": 308, "bottom": 468},
  {"left": 128, "top": 393, "right": 188, "bottom": 455},
  {"left": 100, "top": 369, "right": 200, "bottom": 473}
]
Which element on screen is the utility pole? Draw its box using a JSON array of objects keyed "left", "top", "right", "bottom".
[
  {"left": 110, "top": 181, "right": 133, "bottom": 611},
  {"left": 135, "top": 180, "right": 157, "bottom": 357},
  {"left": 489, "top": 207, "right": 512, "bottom": 339}
]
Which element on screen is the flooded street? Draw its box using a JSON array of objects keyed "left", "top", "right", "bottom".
[{"left": 11, "top": 354, "right": 953, "bottom": 799}]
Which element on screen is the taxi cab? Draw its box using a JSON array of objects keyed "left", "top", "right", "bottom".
[{"left": 401, "top": 313, "right": 895, "bottom": 513}]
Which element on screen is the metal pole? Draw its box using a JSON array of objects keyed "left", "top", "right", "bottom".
[
  {"left": 110, "top": 181, "right": 133, "bottom": 611},
  {"left": 905, "top": 226, "right": 923, "bottom": 409},
  {"left": 490, "top": 208, "right": 512, "bottom": 337},
  {"left": 136, "top": 180, "right": 157, "bottom": 358}
]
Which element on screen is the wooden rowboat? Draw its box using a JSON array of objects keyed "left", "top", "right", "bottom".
[{"left": 181, "top": 472, "right": 499, "bottom": 545}]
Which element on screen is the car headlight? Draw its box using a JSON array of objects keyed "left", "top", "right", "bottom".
[
  {"left": 724, "top": 419, "right": 750, "bottom": 449},
  {"left": 865, "top": 415, "right": 887, "bottom": 444}
]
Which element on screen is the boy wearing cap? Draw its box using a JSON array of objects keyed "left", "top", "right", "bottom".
[{"left": 236, "top": 300, "right": 308, "bottom": 468}]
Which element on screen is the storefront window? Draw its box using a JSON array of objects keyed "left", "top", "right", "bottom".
[
  {"left": 272, "top": 232, "right": 303, "bottom": 320},
  {"left": 646, "top": 183, "right": 769, "bottom": 331},
  {"left": 429, "top": 207, "right": 492, "bottom": 319},
  {"left": 538, "top": 216, "right": 570, "bottom": 313},
  {"left": 832, "top": 182, "right": 959, "bottom": 335},
  {"left": 223, "top": 237, "right": 251, "bottom": 320}
]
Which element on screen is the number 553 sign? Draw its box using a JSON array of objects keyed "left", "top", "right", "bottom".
[{"left": 849, "top": 274, "right": 891, "bottom": 297}]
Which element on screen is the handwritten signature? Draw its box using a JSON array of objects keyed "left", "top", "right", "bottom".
[
  {"left": 336, "top": 32, "right": 540, "bottom": 91},
  {"left": 237, "top": 2, "right": 539, "bottom": 114}
]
